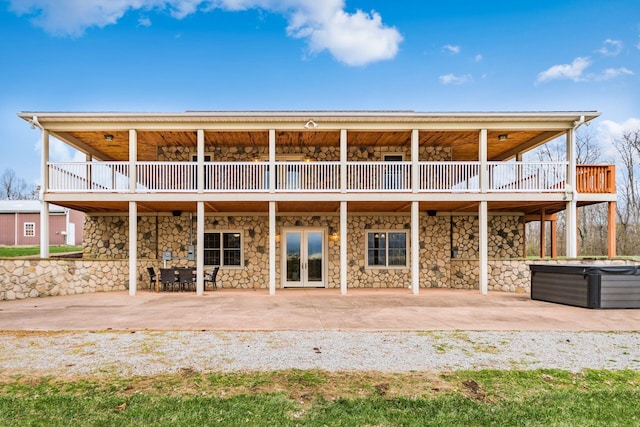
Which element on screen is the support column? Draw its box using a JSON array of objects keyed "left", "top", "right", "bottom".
[
  {"left": 411, "top": 201, "right": 420, "bottom": 295},
  {"left": 411, "top": 129, "right": 419, "bottom": 193},
  {"left": 540, "top": 209, "right": 546, "bottom": 258},
  {"left": 565, "top": 129, "right": 578, "bottom": 258},
  {"left": 340, "top": 201, "right": 347, "bottom": 295},
  {"left": 340, "top": 129, "right": 347, "bottom": 194},
  {"left": 129, "top": 201, "right": 137, "bottom": 296},
  {"left": 479, "top": 129, "right": 488, "bottom": 193},
  {"left": 40, "top": 129, "right": 50, "bottom": 258},
  {"left": 129, "top": 130, "right": 137, "bottom": 193},
  {"left": 196, "top": 201, "right": 205, "bottom": 295},
  {"left": 269, "top": 201, "right": 276, "bottom": 295},
  {"left": 608, "top": 201, "right": 617, "bottom": 258},
  {"left": 197, "top": 130, "right": 205, "bottom": 193},
  {"left": 269, "top": 129, "right": 276, "bottom": 193},
  {"left": 479, "top": 201, "right": 488, "bottom": 295},
  {"left": 340, "top": 130, "right": 348, "bottom": 295},
  {"left": 551, "top": 219, "right": 558, "bottom": 258}
]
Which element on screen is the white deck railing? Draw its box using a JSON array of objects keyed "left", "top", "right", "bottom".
[
  {"left": 48, "top": 162, "right": 129, "bottom": 192},
  {"left": 419, "top": 162, "right": 480, "bottom": 192},
  {"left": 488, "top": 162, "right": 566, "bottom": 192},
  {"left": 206, "top": 162, "right": 269, "bottom": 192},
  {"left": 137, "top": 162, "right": 196, "bottom": 192},
  {"left": 275, "top": 162, "right": 340, "bottom": 192},
  {"left": 47, "top": 161, "right": 571, "bottom": 193},
  {"left": 347, "top": 161, "right": 412, "bottom": 191}
]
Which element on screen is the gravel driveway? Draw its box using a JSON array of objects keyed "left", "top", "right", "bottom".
[{"left": 1, "top": 330, "right": 639, "bottom": 377}]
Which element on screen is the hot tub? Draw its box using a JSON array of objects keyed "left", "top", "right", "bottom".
[{"left": 530, "top": 264, "right": 640, "bottom": 309}]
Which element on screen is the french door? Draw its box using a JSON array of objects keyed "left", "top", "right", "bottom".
[{"left": 282, "top": 229, "right": 325, "bottom": 288}]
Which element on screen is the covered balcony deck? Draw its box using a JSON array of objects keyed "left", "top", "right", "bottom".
[{"left": 47, "top": 161, "right": 614, "bottom": 195}]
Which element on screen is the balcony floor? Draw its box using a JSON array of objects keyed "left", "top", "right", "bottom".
[{"left": 49, "top": 198, "right": 603, "bottom": 216}]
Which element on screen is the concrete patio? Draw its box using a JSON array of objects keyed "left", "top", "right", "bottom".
[{"left": 1, "top": 288, "right": 639, "bottom": 332}]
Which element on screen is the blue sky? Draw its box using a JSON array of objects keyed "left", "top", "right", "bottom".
[{"left": 1, "top": 0, "right": 639, "bottom": 186}]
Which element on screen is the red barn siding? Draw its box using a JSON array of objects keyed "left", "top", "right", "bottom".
[
  {"left": 0, "top": 208, "right": 84, "bottom": 247},
  {"left": 0, "top": 214, "right": 17, "bottom": 245},
  {"left": 16, "top": 213, "right": 40, "bottom": 246}
]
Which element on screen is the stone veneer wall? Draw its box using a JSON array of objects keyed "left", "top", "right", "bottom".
[
  {"left": 3, "top": 257, "right": 639, "bottom": 301},
  {"left": 82, "top": 212, "right": 528, "bottom": 290},
  {"left": 488, "top": 258, "right": 640, "bottom": 293},
  {"left": 348, "top": 215, "right": 412, "bottom": 288},
  {"left": 156, "top": 145, "right": 451, "bottom": 162},
  {"left": 0, "top": 259, "right": 129, "bottom": 300}
]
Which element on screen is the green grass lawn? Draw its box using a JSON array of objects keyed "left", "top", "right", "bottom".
[
  {"left": 0, "top": 245, "right": 82, "bottom": 258},
  {"left": 1, "top": 369, "right": 639, "bottom": 426}
]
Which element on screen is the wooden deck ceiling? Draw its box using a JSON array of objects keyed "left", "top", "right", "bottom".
[{"left": 61, "top": 129, "right": 562, "bottom": 162}]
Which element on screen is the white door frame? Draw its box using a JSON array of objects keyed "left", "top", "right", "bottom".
[{"left": 281, "top": 227, "right": 327, "bottom": 288}]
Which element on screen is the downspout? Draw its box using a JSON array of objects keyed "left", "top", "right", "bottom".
[{"left": 30, "top": 116, "right": 45, "bottom": 200}]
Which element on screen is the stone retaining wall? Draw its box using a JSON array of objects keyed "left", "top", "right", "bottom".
[
  {"left": 0, "top": 259, "right": 129, "bottom": 300},
  {"left": 2, "top": 257, "right": 639, "bottom": 301}
]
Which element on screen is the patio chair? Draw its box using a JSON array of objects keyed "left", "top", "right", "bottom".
[
  {"left": 160, "top": 268, "right": 178, "bottom": 292},
  {"left": 205, "top": 267, "right": 219, "bottom": 291},
  {"left": 147, "top": 267, "right": 157, "bottom": 288},
  {"left": 178, "top": 268, "right": 196, "bottom": 292}
]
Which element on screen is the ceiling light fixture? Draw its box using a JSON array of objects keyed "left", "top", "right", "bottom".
[
  {"left": 104, "top": 134, "right": 114, "bottom": 142},
  {"left": 498, "top": 134, "right": 508, "bottom": 141},
  {"left": 304, "top": 119, "right": 318, "bottom": 129}
]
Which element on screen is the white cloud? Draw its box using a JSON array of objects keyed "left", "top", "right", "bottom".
[
  {"left": 138, "top": 16, "right": 152, "bottom": 26},
  {"left": 474, "top": 54, "right": 482, "bottom": 62},
  {"left": 33, "top": 136, "right": 85, "bottom": 163},
  {"left": 8, "top": 0, "right": 403, "bottom": 66},
  {"left": 597, "top": 38, "right": 623, "bottom": 56},
  {"left": 596, "top": 117, "right": 640, "bottom": 160},
  {"left": 597, "top": 118, "right": 640, "bottom": 144},
  {"left": 595, "top": 67, "right": 634, "bottom": 81},
  {"left": 535, "top": 57, "right": 591, "bottom": 84},
  {"left": 536, "top": 56, "right": 633, "bottom": 84},
  {"left": 439, "top": 73, "right": 472, "bottom": 85},
  {"left": 443, "top": 44, "right": 460, "bottom": 55}
]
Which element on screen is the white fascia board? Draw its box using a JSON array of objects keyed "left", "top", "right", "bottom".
[{"left": 18, "top": 111, "right": 601, "bottom": 130}]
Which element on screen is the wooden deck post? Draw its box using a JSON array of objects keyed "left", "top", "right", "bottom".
[
  {"left": 540, "top": 209, "right": 546, "bottom": 258},
  {"left": 608, "top": 201, "right": 617, "bottom": 258},
  {"left": 550, "top": 219, "right": 557, "bottom": 258}
]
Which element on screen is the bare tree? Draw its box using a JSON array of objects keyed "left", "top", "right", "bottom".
[
  {"left": 0, "top": 169, "right": 38, "bottom": 200},
  {"left": 614, "top": 129, "right": 640, "bottom": 255},
  {"left": 525, "top": 127, "right": 607, "bottom": 256}
]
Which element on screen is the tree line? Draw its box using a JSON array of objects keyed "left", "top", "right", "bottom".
[{"left": 0, "top": 169, "right": 38, "bottom": 200}]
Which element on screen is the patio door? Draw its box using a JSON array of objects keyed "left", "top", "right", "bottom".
[{"left": 283, "top": 229, "right": 325, "bottom": 288}]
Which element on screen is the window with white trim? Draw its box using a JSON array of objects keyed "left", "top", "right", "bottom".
[
  {"left": 24, "top": 222, "right": 36, "bottom": 237},
  {"left": 366, "top": 230, "right": 408, "bottom": 268},
  {"left": 204, "top": 231, "right": 243, "bottom": 267}
]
